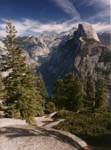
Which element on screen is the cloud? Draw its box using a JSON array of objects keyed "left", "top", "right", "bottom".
[
  {"left": 0, "top": 17, "right": 110, "bottom": 38},
  {"left": 0, "top": 30, "right": 6, "bottom": 38},
  {"left": 88, "top": 9, "right": 110, "bottom": 23},
  {"left": 92, "top": 22, "right": 111, "bottom": 33},
  {"left": 79, "top": 0, "right": 110, "bottom": 8},
  {"left": 78, "top": 0, "right": 110, "bottom": 22},
  {"left": 53, "top": 0, "right": 81, "bottom": 20},
  {"left": 0, "top": 18, "right": 77, "bottom": 38}
]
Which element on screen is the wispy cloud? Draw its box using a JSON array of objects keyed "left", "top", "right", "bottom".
[
  {"left": 88, "top": 9, "right": 110, "bottom": 23},
  {"left": 79, "top": 0, "right": 110, "bottom": 8},
  {"left": 92, "top": 22, "right": 111, "bottom": 33},
  {"left": 0, "top": 18, "right": 77, "bottom": 38},
  {"left": 53, "top": 0, "right": 81, "bottom": 20},
  {"left": 0, "top": 18, "right": 110, "bottom": 39},
  {"left": 78, "top": 0, "right": 110, "bottom": 22}
]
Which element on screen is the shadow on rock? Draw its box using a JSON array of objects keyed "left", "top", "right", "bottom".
[{"left": 0, "top": 126, "right": 88, "bottom": 150}]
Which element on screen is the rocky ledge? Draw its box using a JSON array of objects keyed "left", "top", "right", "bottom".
[{"left": 0, "top": 118, "right": 89, "bottom": 150}]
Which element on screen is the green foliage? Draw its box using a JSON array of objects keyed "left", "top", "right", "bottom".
[
  {"left": 95, "top": 79, "right": 109, "bottom": 112},
  {"left": 54, "top": 110, "right": 74, "bottom": 119},
  {"left": 0, "top": 74, "right": 5, "bottom": 110},
  {"left": 53, "top": 72, "right": 109, "bottom": 114},
  {"left": 36, "top": 73, "right": 47, "bottom": 109},
  {"left": 54, "top": 73, "right": 85, "bottom": 112},
  {"left": 56, "top": 111, "right": 111, "bottom": 146},
  {"left": 85, "top": 75, "right": 96, "bottom": 112},
  {"left": 5, "top": 107, "right": 21, "bottom": 119},
  {"left": 45, "top": 101, "right": 56, "bottom": 113},
  {"left": 99, "top": 50, "right": 111, "bottom": 64},
  {"left": 0, "top": 74, "right": 4, "bottom": 96},
  {"left": 2, "top": 22, "right": 43, "bottom": 123}
]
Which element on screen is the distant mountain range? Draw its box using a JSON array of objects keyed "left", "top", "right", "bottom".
[
  {"left": 98, "top": 32, "right": 111, "bottom": 45},
  {"left": 0, "top": 23, "right": 111, "bottom": 99}
]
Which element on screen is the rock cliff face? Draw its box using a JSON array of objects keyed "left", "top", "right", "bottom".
[
  {"left": 77, "top": 23, "right": 100, "bottom": 42},
  {"left": 39, "top": 24, "right": 111, "bottom": 94},
  {"left": 18, "top": 36, "right": 51, "bottom": 66}
]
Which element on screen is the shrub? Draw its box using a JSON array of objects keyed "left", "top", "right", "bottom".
[
  {"left": 56, "top": 111, "right": 111, "bottom": 147},
  {"left": 45, "top": 101, "right": 56, "bottom": 113}
]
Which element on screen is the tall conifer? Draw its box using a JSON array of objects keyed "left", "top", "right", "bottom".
[
  {"left": 2, "top": 22, "right": 43, "bottom": 123},
  {"left": 85, "top": 75, "right": 96, "bottom": 112},
  {"left": 0, "top": 74, "right": 5, "bottom": 110},
  {"left": 36, "top": 73, "right": 47, "bottom": 109},
  {"left": 96, "top": 79, "right": 108, "bottom": 112}
]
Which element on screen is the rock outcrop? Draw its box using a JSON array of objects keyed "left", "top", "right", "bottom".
[{"left": 0, "top": 118, "right": 89, "bottom": 150}]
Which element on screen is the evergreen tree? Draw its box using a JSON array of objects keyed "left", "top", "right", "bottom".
[
  {"left": 54, "top": 79, "right": 65, "bottom": 109},
  {"left": 54, "top": 73, "right": 84, "bottom": 112},
  {"left": 85, "top": 75, "right": 96, "bottom": 112},
  {"left": 2, "top": 22, "right": 43, "bottom": 123},
  {"left": 95, "top": 79, "right": 109, "bottom": 112},
  {"left": 0, "top": 74, "right": 5, "bottom": 110},
  {"left": 0, "top": 74, "right": 4, "bottom": 100},
  {"left": 36, "top": 73, "right": 47, "bottom": 109}
]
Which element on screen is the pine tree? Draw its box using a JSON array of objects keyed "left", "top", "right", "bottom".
[
  {"left": 95, "top": 79, "right": 109, "bottom": 112},
  {"left": 2, "top": 22, "right": 43, "bottom": 123},
  {"left": 0, "top": 74, "right": 4, "bottom": 100},
  {"left": 85, "top": 75, "right": 96, "bottom": 112},
  {"left": 36, "top": 73, "right": 47, "bottom": 109},
  {"left": 0, "top": 74, "right": 5, "bottom": 110},
  {"left": 54, "top": 73, "right": 84, "bottom": 112},
  {"left": 54, "top": 79, "right": 65, "bottom": 109}
]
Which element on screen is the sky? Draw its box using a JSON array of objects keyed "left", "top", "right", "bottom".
[{"left": 0, "top": 0, "right": 111, "bottom": 37}]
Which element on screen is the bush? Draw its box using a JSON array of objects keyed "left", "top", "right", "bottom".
[
  {"left": 55, "top": 111, "right": 111, "bottom": 147},
  {"left": 5, "top": 108, "right": 21, "bottom": 119},
  {"left": 0, "top": 103, "right": 2, "bottom": 110},
  {"left": 54, "top": 110, "right": 75, "bottom": 118},
  {"left": 45, "top": 102, "right": 56, "bottom": 113}
]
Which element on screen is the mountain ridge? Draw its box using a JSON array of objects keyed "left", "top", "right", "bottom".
[{"left": 0, "top": 23, "right": 111, "bottom": 98}]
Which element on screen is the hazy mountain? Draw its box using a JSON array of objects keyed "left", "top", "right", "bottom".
[
  {"left": 98, "top": 32, "right": 111, "bottom": 45},
  {"left": 0, "top": 23, "right": 111, "bottom": 97},
  {"left": 38, "top": 24, "right": 111, "bottom": 95}
]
